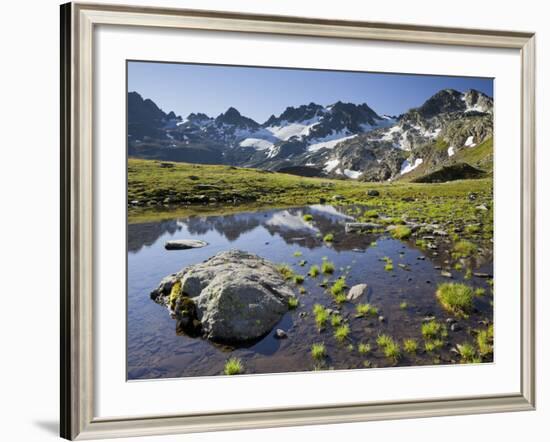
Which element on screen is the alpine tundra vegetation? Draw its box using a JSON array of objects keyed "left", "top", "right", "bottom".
[{"left": 127, "top": 64, "right": 494, "bottom": 379}]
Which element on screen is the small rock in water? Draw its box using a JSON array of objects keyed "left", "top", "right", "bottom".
[
  {"left": 441, "top": 271, "right": 453, "bottom": 278},
  {"left": 345, "top": 222, "right": 382, "bottom": 234},
  {"left": 434, "top": 265, "right": 442, "bottom": 270},
  {"left": 352, "top": 248, "right": 365, "bottom": 253},
  {"left": 417, "top": 256, "right": 426, "bottom": 261},
  {"left": 347, "top": 283, "right": 368, "bottom": 301},
  {"left": 274, "top": 329, "right": 288, "bottom": 339},
  {"left": 446, "top": 318, "right": 457, "bottom": 324},
  {"left": 450, "top": 323, "right": 461, "bottom": 332},
  {"left": 473, "top": 272, "right": 492, "bottom": 278},
  {"left": 422, "top": 316, "right": 436, "bottom": 323},
  {"left": 426, "top": 280, "right": 432, "bottom": 284},
  {"left": 378, "top": 316, "right": 385, "bottom": 322},
  {"left": 299, "top": 312, "right": 308, "bottom": 318},
  {"left": 165, "top": 239, "right": 208, "bottom": 250}
]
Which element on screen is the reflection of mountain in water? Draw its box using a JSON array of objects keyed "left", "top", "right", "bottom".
[
  {"left": 184, "top": 213, "right": 262, "bottom": 241},
  {"left": 128, "top": 219, "right": 181, "bottom": 253},
  {"left": 184, "top": 205, "right": 355, "bottom": 247}
]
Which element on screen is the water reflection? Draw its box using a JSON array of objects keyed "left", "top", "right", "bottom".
[{"left": 127, "top": 204, "right": 493, "bottom": 380}]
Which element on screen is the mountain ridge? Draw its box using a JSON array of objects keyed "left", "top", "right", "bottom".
[{"left": 127, "top": 88, "right": 493, "bottom": 182}]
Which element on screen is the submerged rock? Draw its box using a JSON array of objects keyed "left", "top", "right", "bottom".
[
  {"left": 151, "top": 250, "right": 294, "bottom": 342},
  {"left": 165, "top": 239, "right": 208, "bottom": 250}
]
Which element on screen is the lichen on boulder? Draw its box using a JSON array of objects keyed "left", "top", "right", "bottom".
[{"left": 150, "top": 250, "right": 294, "bottom": 343}]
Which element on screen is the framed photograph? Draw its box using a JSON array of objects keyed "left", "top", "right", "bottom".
[{"left": 60, "top": 2, "right": 536, "bottom": 440}]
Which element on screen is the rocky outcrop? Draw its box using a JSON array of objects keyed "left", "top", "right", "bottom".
[{"left": 150, "top": 250, "right": 294, "bottom": 342}]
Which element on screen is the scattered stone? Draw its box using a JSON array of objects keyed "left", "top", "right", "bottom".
[
  {"left": 423, "top": 235, "right": 436, "bottom": 240},
  {"left": 378, "top": 316, "right": 385, "bottom": 322},
  {"left": 398, "top": 263, "right": 410, "bottom": 271},
  {"left": 476, "top": 204, "right": 489, "bottom": 211},
  {"left": 165, "top": 239, "right": 208, "bottom": 250},
  {"left": 433, "top": 230, "right": 448, "bottom": 237},
  {"left": 299, "top": 312, "right": 308, "bottom": 318},
  {"left": 402, "top": 196, "right": 414, "bottom": 202},
  {"left": 367, "top": 189, "right": 380, "bottom": 196},
  {"left": 347, "top": 283, "right": 368, "bottom": 301},
  {"left": 319, "top": 197, "right": 327, "bottom": 204},
  {"left": 434, "top": 265, "right": 442, "bottom": 270},
  {"left": 468, "top": 192, "right": 478, "bottom": 201},
  {"left": 422, "top": 316, "right": 436, "bottom": 323},
  {"left": 274, "top": 329, "right": 288, "bottom": 339},
  {"left": 473, "top": 272, "right": 492, "bottom": 278},
  {"left": 450, "top": 323, "right": 461, "bottom": 332},
  {"left": 417, "top": 256, "right": 426, "bottom": 260},
  {"left": 345, "top": 222, "right": 382, "bottom": 233},
  {"left": 426, "top": 280, "right": 432, "bottom": 284},
  {"left": 352, "top": 248, "right": 365, "bottom": 253},
  {"left": 159, "top": 162, "right": 174, "bottom": 168},
  {"left": 441, "top": 271, "right": 453, "bottom": 278},
  {"left": 332, "top": 194, "right": 345, "bottom": 201},
  {"left": 446, "top": 318, "right": 457, "bottom": 324}
]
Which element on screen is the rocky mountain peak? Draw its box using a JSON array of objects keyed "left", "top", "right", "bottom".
[{"left": 216, "top": 107, "right": 259, "bottom": 128}]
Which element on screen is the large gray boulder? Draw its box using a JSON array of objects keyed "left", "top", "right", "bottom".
[{"left": 150, "top": 250, "right": 294, "bottom": 342}]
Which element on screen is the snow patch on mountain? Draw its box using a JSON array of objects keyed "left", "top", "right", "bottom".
[
  {"left": 307, "top": 131, "right": 357, "bottom": 152},
  {"left": 239, "top": 138, "right": 274, "bottom": 150},
  {"left": 344, "top": 169, "right": 363, "bottom": 179},
  {"left": 464, "top": 135, "right": 476, "bottom": 147},
  {"left": 324, "top": 158, "right": 340, "bottom": 173},
  {"left": 400, "top": 158, "right": 423, "bottom": 175}
]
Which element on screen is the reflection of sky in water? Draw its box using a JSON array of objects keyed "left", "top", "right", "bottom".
[{"left": 127, "top": 205, "right": 493, "bottom": 380}]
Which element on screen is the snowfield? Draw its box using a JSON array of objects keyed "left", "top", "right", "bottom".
[
  {"left": 307, "top": 131, "right": 357, "bottom": 152},
  {"left": 343, "top": 169, "right": 363, "bottom": 179},
  {"left": 239, "top": 138, "right": 274, "bottom": 150},
  {"left": 464, "top": 135, "right": 476, "bottom": 147},
  {"left": 400, "top": 158, "right": 424, "bottom": 175}
]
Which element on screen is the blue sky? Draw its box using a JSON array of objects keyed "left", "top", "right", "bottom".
[{"left": 128, "top": 61, "right": 493, "bottom": 123}]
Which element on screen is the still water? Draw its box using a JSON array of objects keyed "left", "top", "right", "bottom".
[{"left": 128, "top": 205, "right": 493, "bottom": 379}]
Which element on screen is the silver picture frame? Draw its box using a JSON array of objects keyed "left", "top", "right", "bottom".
[{"left": 60, "top": 2, "right": 536, "bottom": 439}]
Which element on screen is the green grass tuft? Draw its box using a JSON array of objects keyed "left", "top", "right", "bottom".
[
  {"left": 452, "top": 240, "right": 477, "bottom": 258},
  {"left": 403, "top": 338, "right": 418, "bottom": 353},
  {"left": 334, "top": 324, "right": 350, "bottom": 343},
  {"left": 293, "top": 274, "right": 305, "bottom": 285},
  {"left": 330, "top": 277, "right": 346, "bottom": 297},
  {"left": 391, "top": 225, "right": 412, "bottom": 240},
  {"left": 321, "top": 260, "right": 335, "bottom": 274},
  {"left": 323, "top": 233, "right": 334, "bottom": 242},
  {"left": 356, "top": 303, "right": 378, "bottom": 317},
  {"left": 308, "top": 264, "right": 320, "bottom": 277},
  {"left": 311, "top": 343, "right": 326, "bottom": 360},
  {"left": 224, "top": 357, "right": 244, "bottom": 375},
  {"left": 303, "top": 214, "right": 313, "bottom": 222},
  {"left": 288, "top": 297, "right": 299, "bottom": 309},
  {"left": 358, "top": 343, "right": 371, "bottom": 355},
  {"left": 436, "top": 282, "right": 474, "bottom": 317}
]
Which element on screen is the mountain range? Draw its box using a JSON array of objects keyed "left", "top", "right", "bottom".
[{"left": 127, "top": 88, "right": 493, "bottom": 182}]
